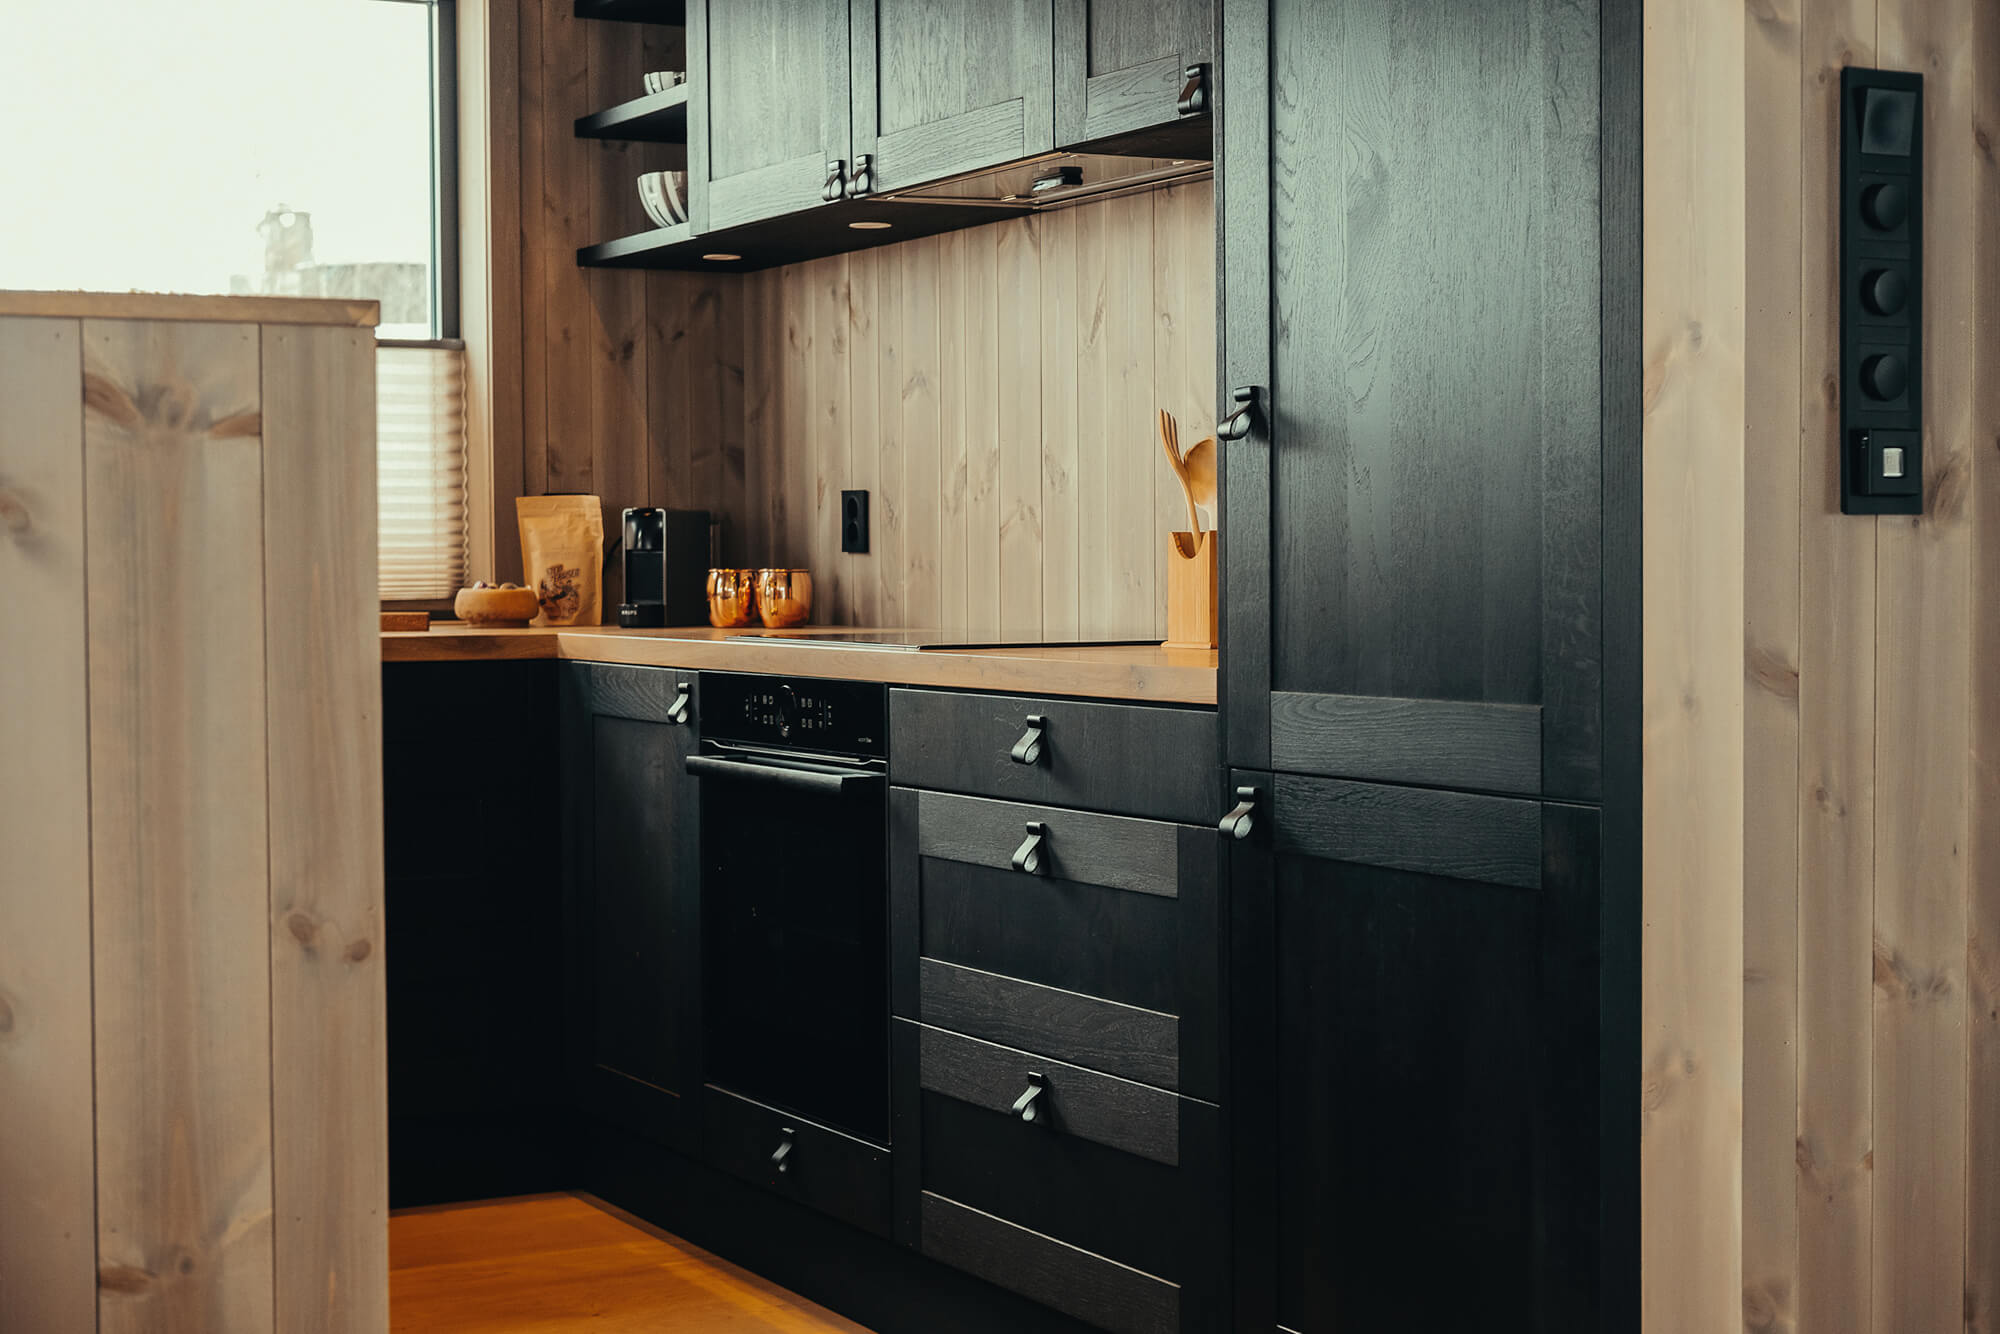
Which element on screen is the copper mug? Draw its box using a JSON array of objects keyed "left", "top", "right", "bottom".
[
  {"left": 755, "top": 568, "right": 813, "bottom": 627},
  {"left": 707, "top": 568, "right": 758, "bottom": 627}
]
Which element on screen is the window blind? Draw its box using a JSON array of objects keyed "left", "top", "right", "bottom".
[{"left": 376, "top": 341, "right": 467, "bottom": 600}]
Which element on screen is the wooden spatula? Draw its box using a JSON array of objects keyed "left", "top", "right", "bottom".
[{"left": 1159, "top": 409, "right": 1201, "bottom": 536}]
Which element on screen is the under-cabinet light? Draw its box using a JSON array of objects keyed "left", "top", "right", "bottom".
[
  {"left": 701, "top": 253, "right": 742, "bottom": 261},
  {"left": 848, "top": 221, "right": 893, "bottom": 230}
]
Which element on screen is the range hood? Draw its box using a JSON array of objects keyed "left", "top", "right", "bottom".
[{"left": 877, "top": 151, "right": 1211, "bottom": 212}]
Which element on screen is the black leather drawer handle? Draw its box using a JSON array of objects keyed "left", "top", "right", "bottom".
[
  {"left": 1009, "top": 715, "right": 1046, "bottom": 766},
  {"left": 1011, "top": 821, "right": 1048, "bottom": 875},
  {"left": 771, "top": 1126, "right": 795, "bottom": 1174}
]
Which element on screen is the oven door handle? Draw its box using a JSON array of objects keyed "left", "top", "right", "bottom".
[{"left": 684, "top": 752, "right": 884, "bottom": 796}]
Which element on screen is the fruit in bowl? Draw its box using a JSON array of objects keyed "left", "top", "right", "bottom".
[{"left": 454, "top": 581, "right": 542, "bottom": 627}]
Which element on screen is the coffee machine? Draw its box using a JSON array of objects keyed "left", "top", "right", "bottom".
[{"left": 618, "top": 507, "right": 710, "bottom": 628}]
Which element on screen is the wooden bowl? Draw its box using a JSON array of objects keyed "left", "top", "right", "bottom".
[{"left": 454, "top": 584, "right": 541, "bottom": 627}]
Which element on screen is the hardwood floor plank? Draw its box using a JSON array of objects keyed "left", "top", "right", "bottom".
[{"left": 389, "top": 1195, "right": 870, "bottom": 1334}]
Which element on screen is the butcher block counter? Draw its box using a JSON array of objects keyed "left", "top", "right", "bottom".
[{"left": 382, "top": 626, "right": 1217, "bottom": 706}]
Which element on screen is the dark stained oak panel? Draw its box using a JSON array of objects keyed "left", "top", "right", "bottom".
[
  {"left": 920, "top": 958, "right": 1181, "bottom": 1091},
  {"left": 1271, "top": 773, "right": 1543, "bottom": 891},
  {"left": 921, "top": 1193, "right": 1182, "bottom": 1334}
]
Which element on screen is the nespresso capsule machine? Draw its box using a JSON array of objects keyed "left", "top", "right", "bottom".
[{"left": 618, "top": 507, "right": 711, "bottom": 628}]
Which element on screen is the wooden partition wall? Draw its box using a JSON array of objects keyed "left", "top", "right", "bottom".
[
  {"left": 1734, "top": 2, "right": 2000, "bottom": 1331},
  {"left": 1645, "top": 0, "right": 2000, "bottom": 1329},
  {"left": 0, "top": 292, "right": 386, "bottom": 1334}
]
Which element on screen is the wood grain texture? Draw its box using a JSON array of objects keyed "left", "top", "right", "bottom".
[
  {"left": 919, "top": 1193, "right": 1178, "bottom": 1334},
  {"left": 1269, "top": 774, "right": 1543, "bottom": 892},
  {"left": 0, "top": 315, "right": 96, "bottom": 1334},
  {"left": 1792, "top": 7, "right": 1878, "bottom": 1333},
  {"left": 0, "top": 290, "right": 377, "bottom": 326},
  {"left": 1267, "top": 692, "right": 1541, "bottom": 796},
  {"left": 389, "top": 1193, "right": 869, "bottom": 1333},
  {"left": 915, "top": 791, "right": 1183, "bottom": 896},
  {"left": 83, "top": 318, "right": 276, "bottom": 1332},
  {"left": 917, "top": 1024, "right": 1179, "bottom": 1166},
  {"left": 1640, "top": 1, "right": 1747, "bottom": 1329},
  {"left": 1968, "top": 1, "right": 2000, "bottom": 1325},
  {"left": 740, "top": 187, "right": 1212, "bottom": 640},
  {"left": 1741, "top": 0, "right": 1805, "bottom": 1327},
  {"left": 920, "top": 958, "right": 1179, "bottom": 1091},
  {"left": 260, "top": 325, "right": 388, "bottom": 1334},
  {"left": 1872, "top": 5, "right": 1972, "bottom": 1329}
]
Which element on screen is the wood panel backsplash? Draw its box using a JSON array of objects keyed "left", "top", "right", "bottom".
[{"left": 740, "top": 183, "right": 1216, "bottom": 639}]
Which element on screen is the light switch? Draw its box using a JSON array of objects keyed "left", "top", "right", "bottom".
[{"left": 1882, "top": 446, "right": 1905, "bottom": 479}]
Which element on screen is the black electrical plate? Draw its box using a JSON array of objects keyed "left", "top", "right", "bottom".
[
  {"left": 841, "top": 490, "right": 870, "bottom": 553},
  {"left": 1840, "top": 67, "right": 1923, "bottom": 515}
]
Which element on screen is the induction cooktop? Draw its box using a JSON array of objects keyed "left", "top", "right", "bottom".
[{"left": 733, "top": 629, "right": 1155, "bottom": 651}]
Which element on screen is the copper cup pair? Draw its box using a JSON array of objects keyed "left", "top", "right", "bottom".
[{"left": 707, "top": 567, "right": 813, "bottom": 628}]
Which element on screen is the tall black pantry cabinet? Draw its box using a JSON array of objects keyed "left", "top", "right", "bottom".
[{"left": 1214, "top": 1, "right": 1643, "bottom": 1331}]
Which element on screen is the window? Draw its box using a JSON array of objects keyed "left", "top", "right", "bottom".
[{"left": 0, "top": 0, "right": 468, "bottom": 598}]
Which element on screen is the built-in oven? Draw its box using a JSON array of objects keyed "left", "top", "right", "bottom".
[{"left": 687, "top": 672, "right": 890, "bottom": 1148}]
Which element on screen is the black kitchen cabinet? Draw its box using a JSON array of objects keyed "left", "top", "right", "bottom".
[
  {"left": 1054, "top": 0, "right": 1212, "bottom": 157},
  {"left": 1229, "top": 776, "right": 1600, "bottom": 1332},
  {"left": 559, "top": 662, "right": 703, "bottom": 1155},
  {"left": 686, "top": 0, "right": 851, "bottom": 231},
  {"left": 888, "top": 783, "right": 1226, "bottom": 1333},
  {"left": 849, "top": 0, "right": 1054, "bottom": 196},
  {"left": 1215, "top": 0, "right": 1642, "bottom": 1328},
  {"left": 1218, "top": 0, "right": 1632, "bottom": 804}
]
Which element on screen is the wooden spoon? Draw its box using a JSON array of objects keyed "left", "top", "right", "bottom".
[
  {"left": 1158, "top": 409, "right": 1201, "bottom": 536},
  {"left": 1182, "top": 435, "right": 1217, "bottom": 531}
]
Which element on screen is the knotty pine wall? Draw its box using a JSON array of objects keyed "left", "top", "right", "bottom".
[
  {"left": 1733, "top": 2, "right": 2000, "bottom": 1331},
  {"left": 740, "top": 183, "right": 1216, "bottom": 639}
]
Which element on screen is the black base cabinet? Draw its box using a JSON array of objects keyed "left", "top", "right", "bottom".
[{"left": 558, "top": 662, "right": 704, "bottom": 1156}]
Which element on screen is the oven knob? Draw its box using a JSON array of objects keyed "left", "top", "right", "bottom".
[{"left": 775, "top": 685, "right": 797, "bottom": 739}]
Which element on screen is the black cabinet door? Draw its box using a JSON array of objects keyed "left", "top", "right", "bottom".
[
  {"left": 1230, "top": 772, "right": 1600, "bottom": 1333},
  {"left": 1218, "top": 0, "right": 1614, "bottom": 800},
  {"left": 849, "top": 0, "right": 1053, "bottom": 195},
  {"left": 688, "top": 0, "right": 850, "bottom": 231},
  {"left": 1052, "top": 0, "right": 1211, "bottom": 155},
  {"left": 560, "top": 662, "right": 702, "bottom": 1154}
]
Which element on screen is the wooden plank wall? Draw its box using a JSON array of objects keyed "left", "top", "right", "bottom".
[
  {"left": 0, "top": 307, "right": 386, "bottom": 1334},
  {"left": 740, "top": 184, "right": 1215, "bottom": 638},
  {"left": 1640, "top": 2, "right": 1748, "bottom": 1331},
  {"left": 1736, "top": 0, "right": 2000, "bottom": 1330},
  {"left": 507, "top": 3, "right": 744, "bottom": 601}
]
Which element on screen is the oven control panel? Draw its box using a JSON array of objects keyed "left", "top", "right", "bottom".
[{"left": 698, "top": 672, "right": 888, "bottom": 757}]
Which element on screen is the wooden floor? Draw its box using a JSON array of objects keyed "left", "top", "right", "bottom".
[{"left": 390, "top": 1193, "right": 873, "bottom": 1333}]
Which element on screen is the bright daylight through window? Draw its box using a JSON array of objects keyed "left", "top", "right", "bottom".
[{"left": 0, "top": 0, "right": 467, "bottom": 599}]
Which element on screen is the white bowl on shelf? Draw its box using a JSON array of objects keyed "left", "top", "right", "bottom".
[
  {"left": 636, "top": 170, "right": 687, "bottom": 229},
  {"left": 642, "top": 70, "right": 686, "bottom": 95}
]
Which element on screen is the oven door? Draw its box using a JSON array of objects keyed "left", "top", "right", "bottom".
[{"left": 688, "top": 744, "right": 890, "bottom": 1146}]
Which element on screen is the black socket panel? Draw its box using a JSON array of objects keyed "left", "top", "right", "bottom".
[{"left": 1840, "top": 67, "right": 1924, "bottom": 515}]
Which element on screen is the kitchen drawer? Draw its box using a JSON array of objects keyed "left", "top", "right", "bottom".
[
  {"left": 703, "top": 1086, "right": 892, "bottom": 1238},
  {"left": 892, "top": 1022, "right": 1223, "bottom": 1334},
  {"left": 890, "top": 689, "right": 1217, "bottom": 822},
  {"left": 891, "top": 790, "right": 1221, "bottom": 1101}
]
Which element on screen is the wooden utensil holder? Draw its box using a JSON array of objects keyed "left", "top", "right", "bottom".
[{"left": 1164, "top": 531, "right": 1218, "bottom": 650}]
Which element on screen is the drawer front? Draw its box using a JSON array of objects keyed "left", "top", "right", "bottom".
[
  {"left": 920, "top": 1193, "right": 1180, "bottom": 1334},
  {"left": 892, "top": 790, "right": 1222, "bottom": 1101},
  {"left": 918, "top": 1025, "right": 1178, "bottom": 1166},
  {"left": 704, "top": 1086, "right": 892, "bottom": 1238},
  {"left": 920, "top": 958, "right": 1178, "bottom": 1090},
  {"left": 890, "top": 689, "right": 1216, "bottom": 822}
]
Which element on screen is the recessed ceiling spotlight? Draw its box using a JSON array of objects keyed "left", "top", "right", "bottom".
[
  {"left": 701, "top": 252, "right": 742, "bottom": 261},
  {"left": 848, "top": 221, "right": 893, "bottom": 230}
]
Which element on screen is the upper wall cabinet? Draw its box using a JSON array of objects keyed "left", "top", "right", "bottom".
[
  {"left": 1219, "top": 0, "right": 1617, "bottom": 803},
  {"left": 687, "top": 0, "right": 851, "bottom": 232},
  {"left": 1054, "top": 0, "right": 1212, "bottom": 156},
  {"left": 848, "top": 0, "right": 1055, "bottom": 196}
]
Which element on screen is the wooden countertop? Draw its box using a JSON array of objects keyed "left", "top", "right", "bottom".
[
  {"left": 381, "top": 626, "right": 1217, "bottom": 706},
  {"left": 0, "top": 289, "right": 381, "bottom": 326}
]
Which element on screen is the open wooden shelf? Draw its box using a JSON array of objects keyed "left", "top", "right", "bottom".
[
  {"left": 577, "top": 223, "right": 700, "bottom": 269},
  {"left": 575, "top": 84, "right": 688, "bottom": 143},
  {"left": 573, "top": 0, "right": 684, "bottom": 22},
  {"left": 576, "top": 198, "right": 1027, "bottom": 272}
]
